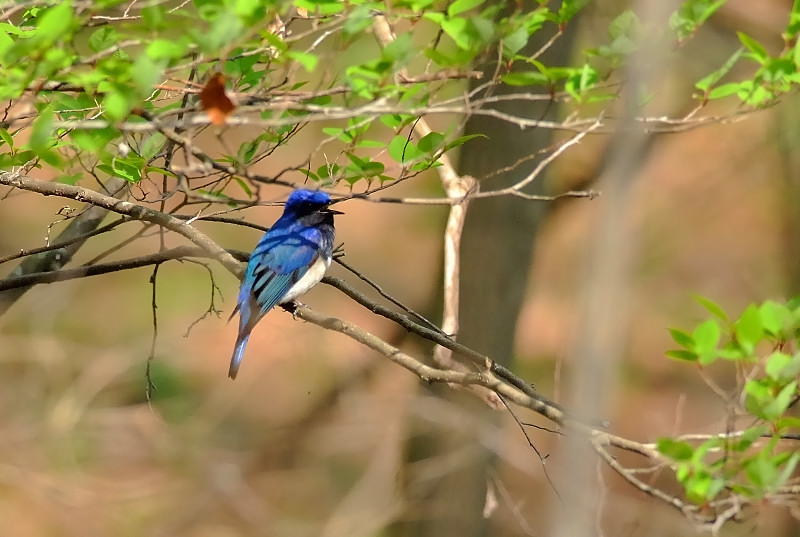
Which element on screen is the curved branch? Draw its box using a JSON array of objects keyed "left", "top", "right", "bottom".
[{"left": 0, "top": 172, "right": 243, "bottom": 278}]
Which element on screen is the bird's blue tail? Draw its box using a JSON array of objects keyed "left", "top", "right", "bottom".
[{"left": 229, "top": 332, "right": 250, "bottom": 379}]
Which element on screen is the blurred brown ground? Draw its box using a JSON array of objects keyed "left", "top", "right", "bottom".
[{"left": 2, "top": 2, "right": 800, "bottom": 536}]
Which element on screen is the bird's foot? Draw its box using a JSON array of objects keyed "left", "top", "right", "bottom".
[{"left": 284, "top": 300, "right": 305, "bottom": 319}]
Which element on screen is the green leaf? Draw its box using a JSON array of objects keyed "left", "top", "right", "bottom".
[
  {"left": 346, "top": 152, "right": 385, "bottom": 179},
  {"left": 670, "top": 0, "right": 726, "bottom": 40},
  {"left": 424, "top": 45, "right": 475, "bottom": 67},
  {"left": 146, "top": 166, "right": 174, "bottom": 178},
  {"left": 388, "top": 135, "right": 419, "bottom": 163},
  {"left": 683, "top": 470, "right": 724, "bottom": 503},
  {"left": 738, "top": 32, "right": 768, "bottom": 64},
  {"left": 746, "top": 379, "right": 797, "bottom": 422},
  {"left": 417, "top": 131, "right": 445, "bottom": 153},
  {"left": 195, "top": 8, "right": 244, "bottom": 53},
  {"left": 470, "top": 15, "right": 495, "bottom": 43},
  {"left": 440, "top": 16, "right": 472, "bottom": 50},
  {"left": 666, "top": 349, "right": 698, "bottom": 361},
  {"left": 765, "top": 351, "right": 800, "bottom": 382},
  {"left": 668, "top": 327, "right": 694, "bottom": 348},
  {"left": 434, "top": 14, "right": 493, "bottom": 52},
  {"left": 0, "top": 128, "right": 14, "bottom": 149},
  {"left": 88, "top": 26, "right": 118, "bottom": 52},
  {"left": 380, "top": 114, "right": 403, "bottom": 129},
  {"left": 29, "top": 106, "right": 54, "bottom": 154},
  {"left": 692, "top": 319, "right": 720, "bottom": 364},
  {"left": 132, "top": 55, "right": 164, "bottom": 99},
  {"left": 316, "top": 163, "right": 342, "bottom": 182},
  {"left": 565, "top": 64, "right": 599, "bottom": 101},
  {"left": 109, "top": 155, "right": 146, "bottom": 183},
  {"left": 141, "top": 5, "right": 166, "bottom": 30},
  {"left": 769, "top": 381, "right": 798, "bottom": 419},
  {"left": 502, "top": 71, "right": 549, "bottom": 86},
  {"left": 58, "top": 172, "right": 83, "bottom": 185},
  {"left": 695, "top": 48, "right": 744, "bottom": 93},
  {"left": 0, "top": 27, "right": 14, "bottom": 60},
  {"left": 692, "top": 436, "right": 723, "bottom": 462},
  {"left": 744, "top": 379, "right": 772, "bottom": 420},
  {"left": 608, "top": 10, "right": 638, "bottom": 40},
  {"left": 746, "top": 453, "right": 779, "bottom": 488},
  {"left": 342, "top": 4, "right": 375, "bottom": 37},
  {"left": 730, "top": 425, "right": 767, "bottom": 452},
  {"left": 775, "top": 451, "right": 800, "bottom": 491},
  {"left": 734, "top": 304, "right": 764, "bottom": 355},
  {"left": 657, "top": 438, "right": 694, "bottom": 461},
  {"left": 707, "top": 82, "right": 745, "bottom": 100},
  {"left": 558, "top": 0, "right": 590, "bottom": 24},
  {"left": 383, "top": 32, "right": 413, "bottom": 64},
  {"left": 321, "top": 126, "right": 345, "bottom": 139},
  {"left": 140, "top": 133, "right": 167, "bottom": 160},
  {"left": 443, "top": 133, "right": 486, "bottom": 151},
  {"left": 502, "top": 25, "right": 529, "bottom": 56},
  {"left": 234, "top": 176, "right": 253, "bottom": 197},
  {"left": 357, "top": 139, "right": 386, "bottom": 148},
  {"left": 103, "top": 91, "right": 132, "bottom": 121},
  {"left": 69, "top": 127, "right": 119, "bottom": 153},
  {"left": 235, "top": 0, "right": 264, "bottom": 21},
  {"left": 448, "top": 0, "right": 485, "bottom": 17},
  {"left": 147, "top": 39, "right": 188, "bottom": 61},
  {"left": 294, "top": 0, "right": 344, "bottom": 16},
  {"left": 287, "top": 51, "right": 319, "bottom": 73},
  {"left": 33, "top": 2, "right": 75, "bottom": 46},
  {"left": 692, "top": 295, "right": 728, "bottom": 321},
  {"left": 261, "top": 31, "right": 287, "bottom": 53}
]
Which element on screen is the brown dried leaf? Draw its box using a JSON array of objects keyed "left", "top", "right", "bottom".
[{"left": 200, "top": 72, "right": 235, "bottom": 126}]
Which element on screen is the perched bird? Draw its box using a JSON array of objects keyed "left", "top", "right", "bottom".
[{"left": 228, "top": 189, "right": 341, "bottom": 379}]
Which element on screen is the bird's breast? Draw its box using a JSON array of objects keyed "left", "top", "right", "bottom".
[{"left": 281, "top": 255, "right": 331, "bottom": 304}]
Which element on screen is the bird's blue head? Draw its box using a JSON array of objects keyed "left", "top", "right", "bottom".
[{"left": 283, "top": 189, "right": 338, "bottom": 217}]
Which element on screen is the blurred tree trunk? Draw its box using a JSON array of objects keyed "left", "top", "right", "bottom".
[
  {"left": 776, "top": 94, "right": 800, "bottom": 296},
  {"left": 391, "top": 11, "right": 580, "bottom": 537},
  {"left": 0, "top": 177, "right": 126, "bottom": 315}
]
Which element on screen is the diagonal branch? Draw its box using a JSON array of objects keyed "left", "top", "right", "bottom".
[
  {"left": 0, "top": 246, "right": 247, "bottom": 291},
  {"left": 0, "top": 176, "right": 128, "bottom": 314},
  {"left": 0, "top": 171, "right": 243, "bottom": 278}
]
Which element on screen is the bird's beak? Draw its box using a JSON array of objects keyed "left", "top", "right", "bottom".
[{"left": 325, "top": 197, "right": 345, "bottom": 214}]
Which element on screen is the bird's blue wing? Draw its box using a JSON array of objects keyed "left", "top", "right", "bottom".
[
  {"left": 244, "top": 229, "right": 322, "bottom": 319},
  {"left": 229, "top": 226, "right": 323, "bottom": 379}
]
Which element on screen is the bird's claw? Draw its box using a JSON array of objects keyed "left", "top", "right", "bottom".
[{"left": 286, "top": 300, "right": 305, "bottom": 319}]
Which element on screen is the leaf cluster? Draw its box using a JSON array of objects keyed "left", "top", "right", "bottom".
[{"left": 662, "top": 296, "right": 800, "bottom": 505}]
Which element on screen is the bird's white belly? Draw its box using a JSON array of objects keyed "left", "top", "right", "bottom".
[{"left": 281, "top": 256, "right": 330, "bottom": 303}]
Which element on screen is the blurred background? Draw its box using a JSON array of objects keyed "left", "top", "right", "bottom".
[{"left": 2, "top": 0, "right": 800, "bottom": 536}]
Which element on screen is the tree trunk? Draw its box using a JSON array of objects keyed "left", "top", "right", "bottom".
[{"left": 392, "top": 11, "right": 581, "bottom": 537}]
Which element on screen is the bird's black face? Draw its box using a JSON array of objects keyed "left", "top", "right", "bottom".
[
  {"left": 284, "top": 190, "right": 343, "bottom": 220},
  {"left": 291, "top": 201, "right": 331, "bottom": 217}
]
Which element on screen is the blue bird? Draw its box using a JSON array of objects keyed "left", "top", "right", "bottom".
[{"left": 228, "top": 189, "right": 341, "bottom": 379}]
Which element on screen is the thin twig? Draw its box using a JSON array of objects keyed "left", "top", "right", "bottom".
[{"left": 146, "top": 264, "right": 161, "bottom": 401}]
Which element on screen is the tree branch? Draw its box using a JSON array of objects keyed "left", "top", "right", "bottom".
[
  {"left": 0, "top": 246, "right": 249, "bottom": 291},
  {"left": 0, "top": 171, "right": 243, "bottom": 278}
]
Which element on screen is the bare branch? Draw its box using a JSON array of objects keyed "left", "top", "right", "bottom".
[{"left": 0, "top": 171, "right": 243, "bottom": 278}]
